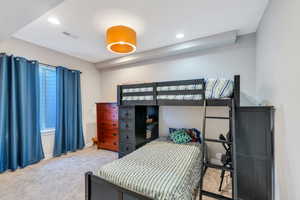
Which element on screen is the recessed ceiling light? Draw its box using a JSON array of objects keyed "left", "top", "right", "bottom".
[
  {"left": 48, "top": 17, "right": 60, "bottom": 25},
  {"left": 176, "top": 33, "right": 184, "bottom": 39}
]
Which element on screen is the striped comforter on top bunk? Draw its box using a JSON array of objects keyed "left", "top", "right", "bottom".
[{"left": 96, "top": 140, "right": 202, "bottom": 200}]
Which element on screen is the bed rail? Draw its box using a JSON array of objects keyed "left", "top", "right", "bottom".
[{"left": 85, "top": 172, "right": 153, "bottom": 200}]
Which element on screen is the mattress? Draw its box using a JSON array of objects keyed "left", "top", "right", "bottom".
[{"left": 96, "top": 140, "right": 202, "bottom": 200}]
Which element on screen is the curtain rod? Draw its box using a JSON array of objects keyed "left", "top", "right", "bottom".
[
  {"left": 40, "top": 62, "right": 56, "bottom": 68},
  {"left": 40, "top": 62, "right": 82, "bottom": 74},
  {"left": 1, "top": 53, "right": 82, "bottom": 74}
]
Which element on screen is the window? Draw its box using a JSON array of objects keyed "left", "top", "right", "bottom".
[{"left": 39, "top": 65, "right": 56, "bottom": 132}]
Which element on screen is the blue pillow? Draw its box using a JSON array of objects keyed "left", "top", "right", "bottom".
[
  {"left": 169, "top": 128, "right": 202, "bottom": 143},
  {"left": 170, "top": 130, "right": 192, "bottom": 144}
]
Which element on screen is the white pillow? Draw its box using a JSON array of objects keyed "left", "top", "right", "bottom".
[{"left": 205, "top": 79, "right": 234, "bottom": 99}]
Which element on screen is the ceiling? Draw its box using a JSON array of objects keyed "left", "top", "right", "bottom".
[
  {"left": 13, "top": 0, "right": 269, "bottom": 63},
  {"left": 0, "top": 0, "right": 64, "bottom": 41}
]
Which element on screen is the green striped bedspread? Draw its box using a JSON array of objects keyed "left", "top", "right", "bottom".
[{"left": 96, "top": 140, "right": 202, "bottom": 200}]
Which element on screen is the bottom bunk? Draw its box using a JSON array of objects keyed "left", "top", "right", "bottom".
[{"left": 85, "top": 139, "right": 202, "bottom": 200}]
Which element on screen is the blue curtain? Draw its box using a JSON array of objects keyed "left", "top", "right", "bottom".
[
  {"left": 53, "top": 67, "right": 85, "bottom": 157},
  {"left": 0, "top": 54, "right": 44, "bottom": 173}
]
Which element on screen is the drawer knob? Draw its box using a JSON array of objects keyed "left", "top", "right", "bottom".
[
  {"left": 113, "top": 123, "right": 117, "bottom": 126},
  {"left": 113, "top": 133, "right": 117, "bottom": 136},
  {"left": 126, "top": 124, "right": 129, "bottom": 128},
  {"left": 126, "top": 147, "right": 129, "bottom": 151},
  {"left": 113, "top": 142, "right": 116, "bottom": 145}
]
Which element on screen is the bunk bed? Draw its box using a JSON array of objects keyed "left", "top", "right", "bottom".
[
  {"left": 85, "top": 75, "right": 240, "bottom": 200},
  {"left": 117, "top": 76, "right": 240, "bottom": 107}
]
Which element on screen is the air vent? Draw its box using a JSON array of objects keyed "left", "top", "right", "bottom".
[{"left": 62, "top": 31, "right": 78, "bottom": 39}]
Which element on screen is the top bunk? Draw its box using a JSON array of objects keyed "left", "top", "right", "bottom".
[{"left": 117, "top": 75, "right": 240, "bottom": 107}]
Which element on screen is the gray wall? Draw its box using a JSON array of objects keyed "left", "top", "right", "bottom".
[
  {"left": 100, "top": 33, "right": 257, "bottom": 159},
  {"left": 257, "top": 0, "right": 300, "bottom": 199}
]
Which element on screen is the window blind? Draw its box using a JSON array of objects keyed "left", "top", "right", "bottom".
[{"left": 39, "top": 65, "right": 56, "bottom": 131}]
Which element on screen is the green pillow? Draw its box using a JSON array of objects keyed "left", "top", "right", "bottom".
[{"left": 170, "top": 130, "right": 192, "bottom": 144}]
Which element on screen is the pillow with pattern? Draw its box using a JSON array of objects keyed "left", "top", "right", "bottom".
[
  {"left": 170, "top": 130, "right": 192, "bottom": 144},
  {"left": 169, "top": 128, "right": 202, "bottom": 143},
  {"left": 205, "top": 79, "right": 234, "bottom": 99}
]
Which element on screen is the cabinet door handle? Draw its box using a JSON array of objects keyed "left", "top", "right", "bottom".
[
  {"left": 126, "top": 147, "right": 129, "bottom": 151},
  {"left": 126, "top": 135, "right": 129, "bottom": 139},
  {"left": 112, "top": 133, "right": 117, "bottom": 136},
  {"left": 126, "top": 124, "right": 129, "bottom": 128}
]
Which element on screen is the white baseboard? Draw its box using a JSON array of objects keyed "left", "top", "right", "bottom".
[
  {"left": 85, "top": 142, "right": 93, "bottom": 148},
  {"left": 44, "top": 153, "right": 53, "bottom": 160}
]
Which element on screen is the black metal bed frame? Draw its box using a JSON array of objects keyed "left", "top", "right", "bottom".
[{"left": 85, "top": 75, "right": 240, "bottom": 200}]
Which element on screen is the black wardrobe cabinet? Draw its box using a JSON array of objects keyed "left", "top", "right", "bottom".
[
  {"left": 118, "top": 106, "right": 159, "bottom": 158},
  {"left": 234, "top": 106, "right": 274, "bottom": 200}
]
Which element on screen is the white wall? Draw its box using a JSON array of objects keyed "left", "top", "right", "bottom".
[
  {"left": 256, "top": 0, "right": 300, "bottom": 199},
  {"left": 0, "top": 38, "right": 101, "bottom": 159},
  {"left": 99, "top": 33, "right": 257, "bottom": 158}
]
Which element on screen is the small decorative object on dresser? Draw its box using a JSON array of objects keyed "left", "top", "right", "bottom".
[{"left": 96, "top": 103, "right": 119, "bottom": 152}]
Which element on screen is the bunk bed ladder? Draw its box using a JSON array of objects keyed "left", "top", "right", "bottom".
[{"left": 199, "top": 99, "right": 235, "bottom": 200}]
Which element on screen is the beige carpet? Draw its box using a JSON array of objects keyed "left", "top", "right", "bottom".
[
  {"left": 0, "top": 146, "right": 117, "bottom": 200},
  {"left": 0, "top": 146, "right": 231, "bottom": 200},
  {"left": 202, "top": 168, "right": 232, "bottom": 200}
]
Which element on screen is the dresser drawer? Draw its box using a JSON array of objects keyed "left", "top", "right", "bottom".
[
  {"left": 99, "top": 143, "right": 118, "bottom": 152},
  {"left": 100, "top": 120, "right": 118, "bottom": 129},
  {"left": 100, "top": 111, "right": 118, "bottom": 121},
  {"left": 119, "top": 119, "right": 134, "bottom": 130},
  {"left": 120, "top": 130, "right": 135, "bottom": 144},
  {"left": 119, "top": 107, "right": 134, "bottom": 119},
  {"left": 101, "top": 134, "right": 119, "bottom": 142},
  {"left": 119, "top": 142, "right": 135, "bottom": 154},
  {"left": 100, "top": 103, "right": 118, "bottom": 112},
  {"left": 102, "top": 129, "right": 119, "bottom": 137},
  {"left": 99, "top": 138, "right": 118, "bottom": 151},
  {"left": 100, "top": 137, "right": 118, "bottom": 145}
]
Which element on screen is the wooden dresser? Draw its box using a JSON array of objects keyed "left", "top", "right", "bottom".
[{"left": 96, "top": 103, "right": 119, "bottom": 152}]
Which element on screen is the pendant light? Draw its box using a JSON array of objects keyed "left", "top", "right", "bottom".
[{"left": 106, "top": 25, "right": 137, "bottom": 54}]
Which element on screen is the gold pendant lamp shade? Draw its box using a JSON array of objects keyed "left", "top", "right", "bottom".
[{"left": 106, "top": 25, "right": 137, "bottom": 54}]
